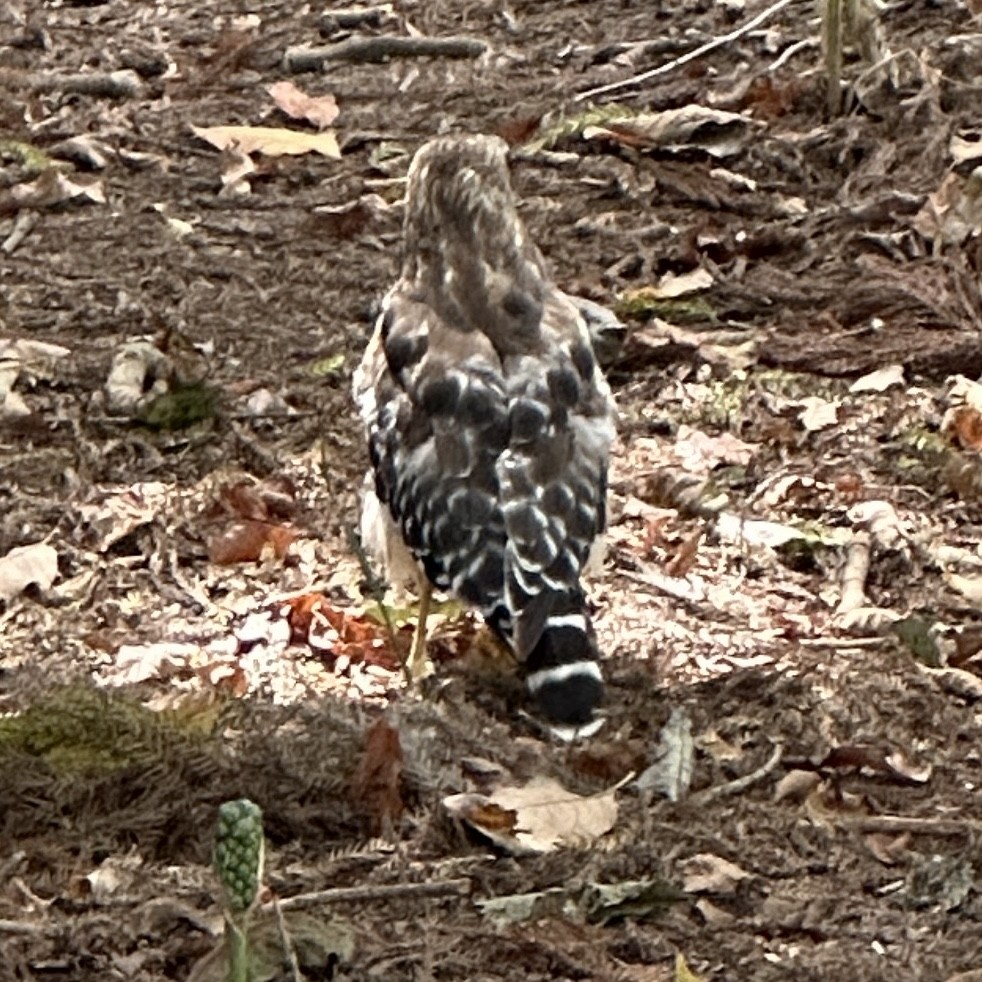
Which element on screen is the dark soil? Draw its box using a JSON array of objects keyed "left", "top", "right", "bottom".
[{"left": 2, "top": 1, "right": 981, "bottom": 980}]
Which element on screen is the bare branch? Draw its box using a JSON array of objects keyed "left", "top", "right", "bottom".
[
  {"left": 28, "top": 69, "right": 143, "bottom": 99},
  {"left": 284, "top": 36, "right": 487, "bottom": 73},
  {"left": 575, "top": 0, "right": 798, "bottom": 102},
  {"left": 276, "top": 878, "right": 472, "bottom": 910}
]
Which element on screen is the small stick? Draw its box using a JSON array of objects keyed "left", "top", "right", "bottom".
[
  {"left": 28, "top": 69, "right": 142, "bottom": 99},
  {"left": 837, "top": 530, "right": 871, "bottom": 615},
  {"left": 823, "top": 0, "right": 843, "bottom": 114},
  {"left": 0, "top": 919, "right": 50, "bottom": 936},
  {"left": 1, "top": 211, "right": 38, "bottom": 255},
  {"left": 768, "top": 37, "right": 816, "bottom": 72},
  {"left": 272, "top": 898, "right": 303, "bottom": 982},
  {"left": 689, "top": 744, "right": 783, "bottom": 806},
  {"left": 276, "top": 877, "right": 472, "bottom": 910},
  {"left": 797, "top": 636, "right": 886, "bottom": 649},
  {"left": 319, "top": 5, "right": 394, "bottom": 33},
  {"left": 284, "top": 36, "right": 488, "bottom": 73},
  {"left": 842, "top": 815, "right": 972, "bottom": 836},
  {"left": 575, "top": 0, "right": 798, "bottom": 101}
]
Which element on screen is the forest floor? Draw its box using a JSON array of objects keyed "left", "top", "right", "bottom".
[{"left": 2, "top": 0, "right": 982, "bottom": 979}]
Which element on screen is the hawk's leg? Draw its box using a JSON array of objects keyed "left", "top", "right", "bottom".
[{"left": 408, "top": 576, "right": 433, "bottom": 681}]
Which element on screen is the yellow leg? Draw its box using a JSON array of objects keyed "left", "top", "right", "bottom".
[{"left": 408, "top": 577, "right": 433, "bottom": 681}]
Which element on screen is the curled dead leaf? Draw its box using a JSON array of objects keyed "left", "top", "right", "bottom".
[
  {"left": 267, "top": 81, "right": 340, "bottom": 130},
  {"left": 191, "top": 124, "right": 340, "bottom": 159},
  {"left": 351, "top": 718, "right": 404, "bottom": 835},
  {"left": 207, "top": 520, "right": 296, "bottom": 565},
  {"left": 680, "top": 853, "right": 751, "bottom": 895},
  {"left": 0, "top": 542, "right": 59, "bottom": 602},
  {"left": 443, "top": 776, "right": 619, "bottom": 854}
]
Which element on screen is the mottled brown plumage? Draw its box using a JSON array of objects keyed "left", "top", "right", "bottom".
[{"left": 353, "top": 134, "right": 616, "bottom": 726}]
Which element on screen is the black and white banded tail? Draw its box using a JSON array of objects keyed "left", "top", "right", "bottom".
[{"left": 524, "top": 607, "right": 603, "bottom": 725}]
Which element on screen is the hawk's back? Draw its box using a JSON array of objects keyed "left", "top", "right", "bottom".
[{"left": 353, "top": 135, "right": 616, "bottom": 726}]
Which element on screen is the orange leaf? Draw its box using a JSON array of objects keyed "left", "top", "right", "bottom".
[
  {"left": 351, "top": 719, "right": 404, "bottom": 835},
  {"left": 946, "top": 406, "right": 982, "bottom": 452},
  {"left": 207, "top": 519, "right": 296, "bottom": 564}
]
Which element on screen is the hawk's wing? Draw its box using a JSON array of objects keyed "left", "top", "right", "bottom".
[
  {"left": 353, "top": 284, "right": 615, "bottom": 657},
  {"left": 352, "top": 133, "right": 616, "bottom": 726}
]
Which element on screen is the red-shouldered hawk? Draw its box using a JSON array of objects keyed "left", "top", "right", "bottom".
[{"left": 353, "top": 134, "right": 617, "bottom": 728}]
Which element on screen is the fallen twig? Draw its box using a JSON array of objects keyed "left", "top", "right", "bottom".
[
  {"left": 273, "top": 898, "right": 303, "bottom": 982},
  {"left": 837, "top": 530, "right": 871, "bottom": 615},
  {"left": 1, "top": 211, "right": 38, "bottom": 255},
  {"left": 689, "top": 743, "right": 784, "bottom": 806},
  {"left": 575, "top": 0, "right": 798, "bottom": 101},
  {"left": 768, "top": 37, "right": 817, "bottom": 72},
  {"left": 0, "top": 919, "right": 51, "bottom": 936},
  {"left": 319, "top": 5, "right": 394, "bottom": 34},
  {"left": 842, "top": 815, "right": 974, "bottom": 836},
  {"left": 797, "top": 636, "right": 886, "bottom": 649},
  {"left": 276, "top": 877, "right": 472, "bottom": 910},
  {"left": 283, "top": 36, "right": 487, "bottom": 73},
  {"left": 823, "top": 0, "right": 844, "bottom": 114},
  {"left": 28, "top": 69, "right": 143, "bottom": 99}
]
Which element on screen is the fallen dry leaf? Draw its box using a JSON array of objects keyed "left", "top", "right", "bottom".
[
  {"left": 850, "top": 364, "right": 905, "bottom": 393},
  {"left": 797, "top": 396, "right": 840, "bottom": 432},
  {"left": 624, "top": 268, "right": 714, "bottom": 303},
  {"left": 673, "top": 425, "right": 757, "bottom": 472},
  {"left": 584, "top": 105, "right": 757, "bottom": 158},
  {"left": 444, "top": 776, "right": 619, "bottom": 854},
  {"left": 665, "top": 527, "right": 703, "bottom": 578},
  {"left": 280, "top": 593, "right": 399, "bottom": 668},
  {"left": 267, "top": 81, "right": 340, "bottom": 130},
  {"left": 636, "top": 707, "right": 694, "bottom": 801},
  {"left": 1, "top": 169, "right": 105, "bottom": 215},
  {"left": 218, "top": 145, "right": 255, "bottom": 195},
  {"left": 104, "top": 340, "right": 174, "bottom": 413},
  {"left": 865, "top": 831, "right": 913, "bottom": 866},
  {"left": 191, "top": 124, "right": 341, "bottom": 159},
  {"left": 77, "top": 481, "right": 170, "bottom": 552},
  {"left": 680, "top": 854, "right": 751, "bottom": 895},
  {"left": 773, "top": 769, "right": 822, "bottom": 803},
  {"left": 351, "top": 718, "right": 404, "bottom": 835},
  {"left": 945, "top": 572, "right": 982, "bottom": 609},
  {"left": 0, "top": 542, "right": 59, "bottom": 601},
  {"left": 715, "top": 513, "right": 807, "bottom": 548},
  {"left": 112, "top": 641, "right": 195, "bottom": 684},
  {"left": 943, "top": 406, "right": 982, "bottom": 452},
  {"left": 207, "top": 520, "right": 297, "bottom": 564},
  {"left": 820, "top": 745, "right": 931, "bottom": 785}
]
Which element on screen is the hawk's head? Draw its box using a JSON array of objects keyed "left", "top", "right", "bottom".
[{"left": 400, "top": 134, "right": 548, "bottom": 352}]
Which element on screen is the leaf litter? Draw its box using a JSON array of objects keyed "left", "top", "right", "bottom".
[{"left": 1, "top": 0, "right": 982, "bottom": 979}]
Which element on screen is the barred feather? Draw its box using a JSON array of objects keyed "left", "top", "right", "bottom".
[{"left": 353, "top": 135, "right": 616, "bottom": 726}]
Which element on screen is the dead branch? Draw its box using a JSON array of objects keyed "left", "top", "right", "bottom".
[
  {"left": 589, "top": 36, "right": 706, "bottom": 66},
  {"left": 0, "top": 919, "right": 51, "bottom": 936},
  {"left": 319, "top": 5, "right": 394, "bottom": 34},
  {"left": 837, "top": 530, "right": 871, "bottom": 614},
  {"left": 823, "top": 0, "right": 844, "bottom": 114},
  {"left": 273, "top": 898, "right": 304, "bottom": 982},
  {"left": 575, "top": 0, "right": 797, "bottom": 102},
  {"left": 1, "top": 212, "right": 38, "bottom": 255},
  {"left": 275, "top": 877, "right": 472, "bottom": 910},
  {"left": 28, "top": 69, "right": 143, "bottom": 99},
  {"left": 843, "top": 815, "right": 974, "bottom": 836},
  {"left": 689, "top": 743, "right": 784, "bottom": 806},
  {"left": 283, "top": 36, "right": 488, "bottom": 73},
  {"left": 768, "top": 38, "right": 817, "bottom": 72},
  {"left": 797, "top": 636, "right": 886, "bottom": 649}
]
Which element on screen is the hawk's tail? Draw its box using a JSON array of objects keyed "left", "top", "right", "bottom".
[
  {"left": 523, "top": 607, "right": 604, "bottom": 726},
  {"left": 487, "top": 594, "right": 604, "bottom": 726}
]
